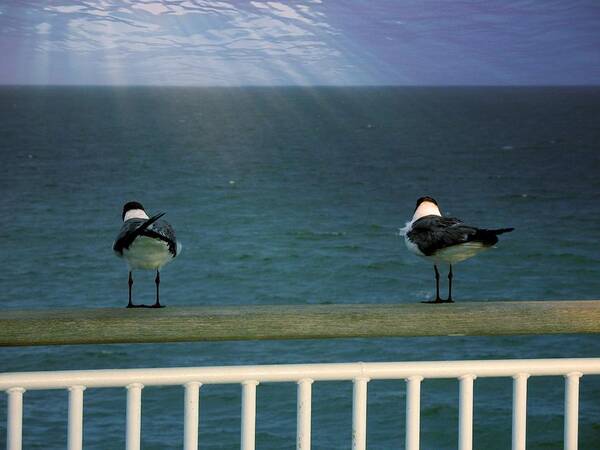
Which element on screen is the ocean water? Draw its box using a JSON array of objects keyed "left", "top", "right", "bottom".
[{"left": 0, "top": 86, "right": 599, "bottom": 449}]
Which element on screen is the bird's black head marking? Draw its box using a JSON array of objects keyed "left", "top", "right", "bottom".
[
  {"left": 122, "top": 201, "right": 145, "bottom": 220},
  {"left": 415, "top": 196, "right": 438, "bottom": 212}
]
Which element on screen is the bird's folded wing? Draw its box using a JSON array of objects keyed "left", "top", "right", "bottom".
[
  {"left": 408, "top": 215, "right": 478, "bottom": 256},
  {"left": 142, "top": 220, "right": 178, "bottom": 256},
  {"left": 112, "top": 212, "right": 165, "bottom": 254}
]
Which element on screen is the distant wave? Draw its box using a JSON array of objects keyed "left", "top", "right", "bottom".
[{"left": 287, "top": 229, "right": 346, "bottom": 240}]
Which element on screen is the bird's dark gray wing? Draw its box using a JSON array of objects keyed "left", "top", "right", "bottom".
[
  {"left": 141, "top": 219, "right": 178, "bottom": 256},
  {"left": 407, "top": 215, "right": 487, "bottom": 256},
  {"left": 113, "top": 212, "right": 165, "bottom": 255}
]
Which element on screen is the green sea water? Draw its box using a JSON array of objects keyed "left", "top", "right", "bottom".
[{"left": 1, "top": 86, "right": 599, "bottom": 449}]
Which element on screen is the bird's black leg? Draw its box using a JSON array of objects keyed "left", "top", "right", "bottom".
[
  {"left": 151, "top": 270, "right": 165, "bottom": 308},
  {"left": 445, "top": 264, "right": 455, "bottom": 303},
  {"left": 127, "top": 271, "right": 133, "bottom": 307},
  {"left": 422, "top": 264, "right": 443, "bottom": 304},
  {"left": 126, "top": 271, "right": 148, "bottom": 308},
  {"left": 126, "top": 271, "right": 144, "bottom": 308},
  {"left": 434, "top": 264, "right": 442, "bottom": 302}
]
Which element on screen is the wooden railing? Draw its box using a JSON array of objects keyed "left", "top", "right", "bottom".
[
  {"left": 1, "top": 300, "right": 600, "bottom": 346},
  {"left": 2, "top": 301, "right": 600, "bottom": 450}
]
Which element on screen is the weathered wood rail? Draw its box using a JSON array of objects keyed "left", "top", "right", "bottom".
[{"left": 1, "top": 300, "right": 599, "bottom": 346}]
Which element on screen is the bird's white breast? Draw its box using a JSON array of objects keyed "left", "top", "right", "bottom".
[{"left": 123, "top": 236, "right": 174, "bottom": 270}]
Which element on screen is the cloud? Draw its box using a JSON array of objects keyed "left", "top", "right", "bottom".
[
  {"left": 3, "top": 1, "right": 599, "bottom": 85},
  {"left": 131, "top": 2, "right": 170, "bottom": 16},
  {"left": 14, "top": 0, "right": 348, "bottom": 85},
  {"left": 45, "top": 5, "right": 86, "bottom": 14},
  {"left": 36, "top": 22, "right": 52, "bottom": 35}
]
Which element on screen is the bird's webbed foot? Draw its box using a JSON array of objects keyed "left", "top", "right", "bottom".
[
  {"left": 149, "top": 303, "right": 166, "bottom": 309},
  {"left": 421, "top": 297, "right": 454, "bottom": 304}
]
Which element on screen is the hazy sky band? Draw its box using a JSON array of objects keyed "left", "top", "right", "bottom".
[{"left": 1, "top": 0, "right": 599, "bottom": 85}]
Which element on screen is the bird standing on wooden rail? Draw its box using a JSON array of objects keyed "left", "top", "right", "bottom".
[
  {"left": 401, "top": 196, "right": 513, "bottom": 303},
  {"left": 113, "top": 201, "right": 181, "bottom": 308}
]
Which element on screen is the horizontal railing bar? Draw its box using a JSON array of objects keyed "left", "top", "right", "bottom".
[
  {"left": 1, "top": 301, "right": 600, "bottom": 347},
  {"left": 2, "top": 358, "right": 600, "bottom": 390}
]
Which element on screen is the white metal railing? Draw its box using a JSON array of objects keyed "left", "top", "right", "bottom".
[{"left": 2, "top": 358, "right": 600, "bottom": 450}]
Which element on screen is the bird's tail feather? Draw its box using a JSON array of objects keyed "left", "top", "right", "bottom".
[
  {"left": 490, "top": 227, "right": 514, "bottom": 235},
  {"left": 472, "top": 227, "right": 514, "bottom": 246},
  {"left": 137, "top": 212, "right": 165, "bottom": 233}
]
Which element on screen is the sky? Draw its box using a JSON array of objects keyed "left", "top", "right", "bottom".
[{"left": 1, "top": 0, "right": 599, "bottom": 86}]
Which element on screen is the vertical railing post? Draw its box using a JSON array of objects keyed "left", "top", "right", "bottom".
[
  {"left": 458, "top": 375, "right": 475, "bottom": 450},
  {"left": 564, "top": 372, "right": 582, "bottom": 450},
  {"left": 6, "top": 387, "right": 25, "bottom": 450},
  {"left": 512, "top": 373, "right": 529, "bottom": 450},
  {"left": 241, "top": 381, "right": 259, "bottom": 450},
  {"left": 352, "top": 377, "right": 369, "bottom": 450},
  {"left": 67, "top": 385, "right": 85, "bottom": 450},
  {"left": 296, "top": 378, "right": 313, "bottom": 450},
  {"left": 184, "top": 382, "right": 202, "bottom": 450},
  {"left": 126, "top": 383, "right": 143, "bottom": 450},
  {"left": 405, "top": 376, "right": 423, "bottom": 450}
]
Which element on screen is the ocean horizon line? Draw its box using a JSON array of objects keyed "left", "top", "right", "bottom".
[{"left": 1, "top": 83, "right": 600, "bottom": 89}]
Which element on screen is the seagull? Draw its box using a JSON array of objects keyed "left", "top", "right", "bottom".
[
  {"left": 113, "top": 201, "right": 181, "bottom": 308},
  {"left": 402, "top": 196, "right": 513, "bottom": 303}
]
